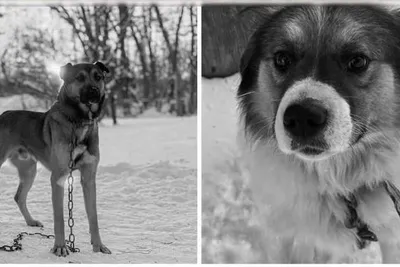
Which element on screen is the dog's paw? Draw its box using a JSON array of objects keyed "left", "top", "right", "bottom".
[
  {"left": 27, "top": 219, "right": 43, "bottom": 227},
  {"left": 93, "top": 243, "right": 112, "bottom": 254},
  {"left": 51, "top": 244, "right": 70, "bottom": 257}
]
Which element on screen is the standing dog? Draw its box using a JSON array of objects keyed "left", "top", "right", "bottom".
[
  {"left": 0, "top": 62, "right": 111, "bottom": 257},
  {"left": 238, "top": 5, "right": 400, "bottom": 263}
]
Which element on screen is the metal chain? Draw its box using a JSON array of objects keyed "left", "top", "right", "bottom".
[
  {"left": 0, "top": 232, "right": 54, "bottom": 252},
  {"left": 0, "top": 131, "right": 80, "bottom": 253},
  {"left": 66, "top": 127, "right": 79, "bottom": 253}
]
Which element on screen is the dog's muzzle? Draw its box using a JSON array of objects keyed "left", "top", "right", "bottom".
[
  {"left": 275, "top": 78, "right": 353, "bottom": 160},
  {"left": 283, "top": 98, "right": 328, "bottom": 140},
  {"left": 80, "top": 86, "right": 101, "bottom": 104}
]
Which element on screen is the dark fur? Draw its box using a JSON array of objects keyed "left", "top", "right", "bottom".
[
  {"left": 238, "top": 5, "right": 400, "bottom": 143},
  {"left": 0, "top": 62, "right": 111, "bottom": 257}
]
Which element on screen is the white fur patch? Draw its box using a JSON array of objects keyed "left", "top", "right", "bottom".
[
  {"left": 71, "top": 144, "right": 96, "bottom": 165},
  {"left": 313, "top": 5, "right": 325, "bottom": 36},
  {"left": 56, "top": 174, "right": 68, "bottom": 187},
  {"left": 275, "top": 78, "right": 352, "bottom": 161},
  {"left": 17, "top": 151, "right": 37, "bottom": 162},
  {"left": 76, "top": 126, "right": 89, "bottom": 143},
  {"left": 283, "top": 21, "right": 304, "bottom": 41},
  {"left": 239, "top": 130, "right": 400, "bottom": 261},
  {"left": 72, "top": 144, "right": 87, "bottom": 161}
]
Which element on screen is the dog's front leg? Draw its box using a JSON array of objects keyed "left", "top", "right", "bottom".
[
  {"left": 50, "top": 171, "right": 69, "bottom": 257},
  {"left": 80, "top": 161, "right": 111, "bottom": 254}
]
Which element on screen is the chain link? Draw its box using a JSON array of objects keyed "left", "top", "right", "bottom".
[
  {"left": 0, "top": 232, "right": 54, "bottom": 252},
  {"left": 67, "top": 128, "right": 79, "bottom": 253},
  {"left": 0, "top": 129, "right": 80, "bottom": 253},
  {"left": 0, "top": 231, "right": 80, "bottom": 253}
]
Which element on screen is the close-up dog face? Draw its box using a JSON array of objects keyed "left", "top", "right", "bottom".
[
  {"left": 59, "top": 61, "right": 110, "bottom": 118},
  {"left": 238, "top": 5, "right": 400, "bottom": 161}
]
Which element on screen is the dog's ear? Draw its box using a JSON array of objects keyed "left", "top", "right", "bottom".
[
  {"left": 59, "top": 63, "right": 73, "bottom": 81},
  {"left": 238, "top": 21, "right": 269, "bottom": 99},
  {"left": 94, "top": 61, "right": 110, "bottom": 74},
  {"left": 237, "top": 36, "right": 259, "bottom": 100},
  {"left": 238, "top": 7, "right": 282, "bottom": 92}
]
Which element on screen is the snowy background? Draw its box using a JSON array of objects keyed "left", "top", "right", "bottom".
[
  {"left": 0, "top": 96, "right": 197, "bottom": 264},
  {"left": 201, "top": 74, "right": 381, "bottom": 263},
  {"left": 0, "top": 4, "right": 197, "bottom": 263}
]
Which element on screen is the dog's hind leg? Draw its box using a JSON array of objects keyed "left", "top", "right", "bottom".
[{"left": 10, "top": 154, "right": 43, "bottom": 227}]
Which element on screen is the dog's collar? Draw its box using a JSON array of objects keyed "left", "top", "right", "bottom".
[
  {"left": 342, "top": 194, "right": 378, "bottom": 249},
  {"left": 383, "top": 181, "right": 400, "bottom": 216},
  {"left": 54, "top": 99, "right": 98, "bottom": 126},
  {"left": 60, "top": 105, "right": 97, "bottom": 127},
  {"left": 73, "top": 119, "right": 96, "bottom": 127},
  {"left": 343, "top": 181, "right": 400, "bottom": 250}
]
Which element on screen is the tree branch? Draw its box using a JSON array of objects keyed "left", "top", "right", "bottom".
[
  {"left": 174, "top": 7, "right": 185, "bottom": 53},
  {"left": 153, "top": 5, "right": 173, "bottom": 53}
]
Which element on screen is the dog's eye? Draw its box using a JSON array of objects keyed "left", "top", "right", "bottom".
[
  {"left": 76, "top": 74, "right": 85, "bottom": 82},
  {"left": 346, "top": 55, "right": 370, "bottom": 73},
  {"left": 94, "top": 73, "right": 102, "bottom": 81},
  {"left": 274, "top": 51, "right": 293, "bottom": 72}
]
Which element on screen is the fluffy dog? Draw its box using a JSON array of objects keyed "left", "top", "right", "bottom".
[
  {"left": 237, "top": 5, "right": 400, "bottom": 263},
  {"left": 0, "top": 62, "right": 111, "bottom": 256}
]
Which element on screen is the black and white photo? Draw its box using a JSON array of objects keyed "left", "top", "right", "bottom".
[{"left": 0, "top": 3, "right": 197, "bottom": 264}]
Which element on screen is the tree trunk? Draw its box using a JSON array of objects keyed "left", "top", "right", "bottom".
[
  {"left": 143, "top": 7, "right": 157, "bottom": 105},
  {"left": 189, "top": 6, "right": 197, "bottom": 114},
  {"left": 130, "top": 24, "right": 150, "bottom": 109},
  {"left": 154, "top": 5, "right": 185, "bottom": 116},
  {"left": 110, "top": 92, "right": 117, "bottom": 125},
  {"left": 118, "top": 4, "right": 132, "bottom": 116}
]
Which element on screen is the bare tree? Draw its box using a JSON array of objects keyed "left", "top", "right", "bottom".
[
  {"left": 129, "top": 12, "right": 151, "bottom": 108},
  {"left": 153, "top": 5, "right": 185, "bottom": 116},
  {"left": 189, "top": 6, "right": 197, "bottom": 114},
  {"left": 143, "top": 7, "right": 158, "bottom": 107},
  {"left": 0, "top": 28, "right": 60, "bottom": 101},
  {"left": 0, "top": 5, "right": 196, "bottom": 119}
]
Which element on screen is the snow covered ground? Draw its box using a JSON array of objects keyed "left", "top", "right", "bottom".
[
  {"left": 201, "top": 74, "right": 380, "bottom": 263},
  {"left": 0, "top": 113, "right": 197, "bottom": 263}
]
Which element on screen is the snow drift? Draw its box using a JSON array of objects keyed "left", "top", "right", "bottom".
[{"left": 0, "top": 116, "right": 197, "bottom": 264}]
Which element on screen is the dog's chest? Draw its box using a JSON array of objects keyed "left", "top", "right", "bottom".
[{"left": 74, "top": 125, "right": 91, "bottom": 144}]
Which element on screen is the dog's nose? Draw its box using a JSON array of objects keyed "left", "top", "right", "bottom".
[
  {"left": 283, "top": 99, "right": 328, "bottom": 138},
  {"left": 85, "top": 87, "right": 101, "bottom": 103}
]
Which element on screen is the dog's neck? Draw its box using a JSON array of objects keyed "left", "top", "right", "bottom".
[{"left": 242, "top": 135, "right": 400, "bottom": 250}]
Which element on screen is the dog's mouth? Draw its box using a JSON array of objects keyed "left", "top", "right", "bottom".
[
  {"left": 75, "top": 86, "right": 105, "bottom": 120},
  {"left": 291, "top": 145, "right": 336, "bottom": 161},
  {"left": 291, "top": 140, "right": 327, "bottom": 156},
  {"left": 80, "top": 86, "right": 102, "bottom": 104},
  {"left": 298, "top": 146, "right": 324, "bottom": 155}
]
